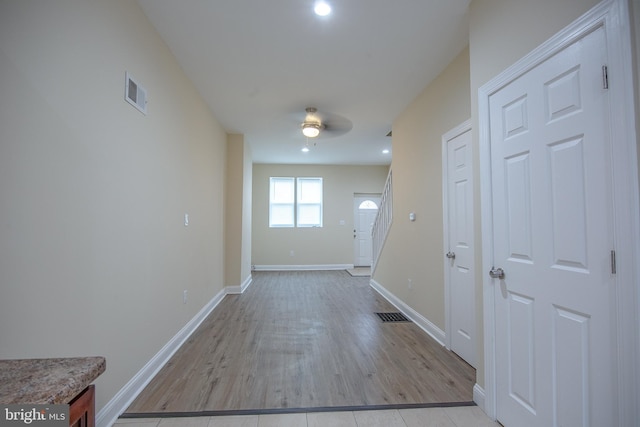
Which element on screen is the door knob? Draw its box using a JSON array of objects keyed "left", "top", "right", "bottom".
[
  {"left": 489, "top": 267, "right": 505, "bottom": 279},
  {"left": 446, "top": 252, "right": 456, "bottom": 259}
]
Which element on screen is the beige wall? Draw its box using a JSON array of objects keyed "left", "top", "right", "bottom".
[
  {"left": 373, "top": 46, "right": 470, "bottom": 334},
  {"left": 374, "top": 0, "right": 608, "bottom": 396},
  {"left": 252, "top": 164, "right": 389, "bottom": 267},
  {"left": 1, "top": 0, "right": 631, "bottom": 417},
  {"left": 225, "top": 134, "right": 253, "bottom": 287},
  {"left": 468, "top": 0, "right": 601, "bottom": 388},
  {"left": 0, "top": 0, "right": 227, "bottom": 412},
  {"left": 242, "top": 141, "right": 254, "bottom": 282}
]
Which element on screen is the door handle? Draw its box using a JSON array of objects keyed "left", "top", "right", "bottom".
[
  {"left": 446, "top": 252, "right": 456, "bottom": 259},
  {"left": 489, "top": 267, "right": 505, "bottom": 280}
]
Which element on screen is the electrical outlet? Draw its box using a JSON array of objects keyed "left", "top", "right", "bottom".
[
  {"left": 408, "top": 279, "right": 412, "bottom": 289},
  {"left": 290, "top": 250, "right": 294, "bottom": 257},
  {"left": 183, "top": 290, "right": 188, "bottom": 304}
]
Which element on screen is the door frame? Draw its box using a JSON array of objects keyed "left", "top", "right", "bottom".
[
  {"left": 478, "top": 0, "right": 640, "bottom": 423},
  {"left": 441, "top": 119, "right": 473, "bottom": 360}
]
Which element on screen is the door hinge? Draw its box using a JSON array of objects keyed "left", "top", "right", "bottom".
[
  {"left": 611, "top": 250, "right": 617, "bottom": 274},
  {"left": 602, "top": 65, "right": 609, "bottom": 89}
]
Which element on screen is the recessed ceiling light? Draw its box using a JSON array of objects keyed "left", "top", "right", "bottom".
[
  {"left": 302, "top": 147, "right": 310, "bottom": 153},
  {"left": 382, "top": 149, "right": 390, "bottom": 154},
  {"left": 314, "top": 1, "right": 331, "bottom": 16}
]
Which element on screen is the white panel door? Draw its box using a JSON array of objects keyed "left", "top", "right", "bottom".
[
  {"left": 353, "top": 196, "right": 380, "bottom": 267},
  {"left": 444, "top": 125, "right": 475, "bottom": 368},
  {"left": 489, "top": 26, "right": 616, "bottom": 427}
]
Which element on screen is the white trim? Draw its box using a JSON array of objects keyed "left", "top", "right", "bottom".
[
  {"left": 252, "top": 264, "right": 354, "bottom": 271},
  {"left": 226, "top": 274, "right": 253, "bottom": 294},
  {"left": 473, "top": 384, "right": 486, "bottom": 412},
  {"left": 478, "top": 0, "right": 639, "bottom": 423},
  {"left": 441, "top": 119, "right": 472, "bottom": 354},
  {"left": 605, "top": 0, "right": 640, "bottom": 424},
  {"left": 369, "top": 279, "right": 446, "bottom": 346},
  {"left": 96, "top": 288, "right": 227, "bottom": 427}
]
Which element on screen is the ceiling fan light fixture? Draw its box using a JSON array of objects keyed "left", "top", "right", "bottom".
[{"left": 302, "top": 123, "right": 321, "bottom": 138}]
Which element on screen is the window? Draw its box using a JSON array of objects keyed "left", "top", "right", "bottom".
[
  {"left": 358, "top": 200, "right": 378, "bottom": 210},
  {"left": 269, "top": 177, "right": 323, "bottom": 227},
  {"left": 297, "top": 178, "right": 323, "bottom": 227},
  {"left": 269, "top": 177, "right": 295, "bottom": 227}
]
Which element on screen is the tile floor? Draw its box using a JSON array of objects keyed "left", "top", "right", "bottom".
[{"left": 114, "top": 406, "right": 501, "bottom": 427}]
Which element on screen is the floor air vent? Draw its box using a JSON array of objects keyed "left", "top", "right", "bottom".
[{"left": 375, "top": 312, "right": 411, "bottom": 323}]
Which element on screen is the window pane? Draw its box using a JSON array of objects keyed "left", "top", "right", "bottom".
[
  {"left": 359, "top": 200, "right": 378, "bottom": 210},
  {"left": 297, "top": 178, "right": 322, "bottom": 203},
  {"left": 270, "top": 177, "right": 294, "bottom": 227},
  {"left": 271, "top": 177, "right": 294, "bottom": 203},
  {"left": 298, "top": 204, "right": 321, "bottom": 227},
  {"left": 270, "top": 204, "right": 294, "bottom": 227}
]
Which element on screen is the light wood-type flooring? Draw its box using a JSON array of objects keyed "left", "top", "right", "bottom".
[{"left": 125, "top": 271, "right": 475, "bottom": 415}]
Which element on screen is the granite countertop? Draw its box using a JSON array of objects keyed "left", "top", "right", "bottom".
[{"left": 0, "top": 357, "right": 106, "bottom": 404}]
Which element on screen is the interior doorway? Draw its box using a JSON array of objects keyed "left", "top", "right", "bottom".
[{"left": 442, "top": 120, "right": 475, "bottom": 368}]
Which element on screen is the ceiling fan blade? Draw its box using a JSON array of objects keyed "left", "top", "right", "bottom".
[{"left": 317, "top": 111, "right": 352, "bottom": 139}]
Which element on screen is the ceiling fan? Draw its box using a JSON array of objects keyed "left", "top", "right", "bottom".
[{"left": 299, "top": 107, "right": 352, "bottom": 139}]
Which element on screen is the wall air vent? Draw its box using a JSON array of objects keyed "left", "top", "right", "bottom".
[{"left": 125, "top": 72, "right": 147, "bottom": 115}]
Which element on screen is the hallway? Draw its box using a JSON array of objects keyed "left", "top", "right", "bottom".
[{"left": 125, "top": 271, "right": 474, "bottom": 416}]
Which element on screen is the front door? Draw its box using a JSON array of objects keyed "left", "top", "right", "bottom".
[
  {"left": 353, "top": 196, "right": 380, "bottom": 267},
  {"left": 489, "top": 26, "right": 616, "bottom": 427}
]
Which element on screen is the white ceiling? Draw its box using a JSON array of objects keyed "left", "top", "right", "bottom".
[{"left": 137, "top": 0, "right": 470, "bottom": 165}]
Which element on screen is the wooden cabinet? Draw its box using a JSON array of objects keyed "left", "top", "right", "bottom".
[{"left": 68, "top": 385, "right": 95, "bottom": 427}]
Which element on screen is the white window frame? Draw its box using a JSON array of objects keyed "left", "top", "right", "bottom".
[{"left": 268, "top": 177, "right": 323, "bottom": 228}]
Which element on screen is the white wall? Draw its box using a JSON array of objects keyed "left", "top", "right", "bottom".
[
  {"left": 252, "top": 164, "right": 389, "bottom": 267},
  {"left": 632, "top": 0, "right": 640, "bottom": 188},
  {"left": 0, "top": 0, "right": 227, "bottom": 412}
]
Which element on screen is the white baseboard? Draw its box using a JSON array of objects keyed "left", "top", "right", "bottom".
[
  {"left": 369, "top": 279, "right": 446, "bottom": 346},
  {"left": 253, "top": 264, "right": 354, "bottom": 271},
  {"left": 226, "top": 274, "right": 253, "bottom": 294},
  {"left": 473, "top": 383, "right": 486, "bottom": 412},
  {"left": 96, "top": 288, "right": 227, "bottom": 427}
]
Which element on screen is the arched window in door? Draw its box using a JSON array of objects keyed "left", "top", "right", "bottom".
[{"left": 358, "top": 200, "right": 378, "bottom": 210}]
